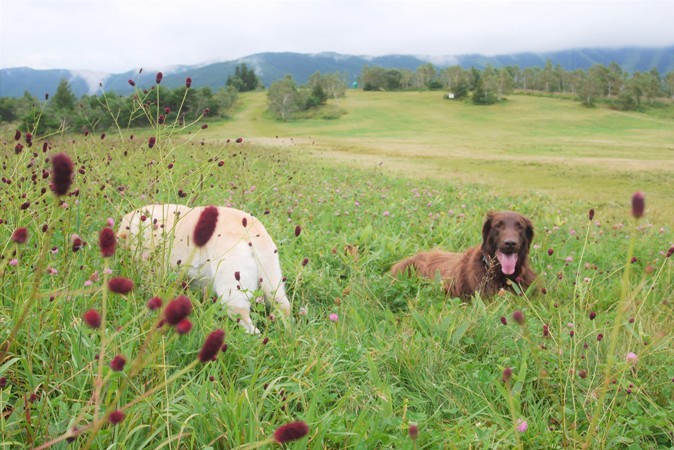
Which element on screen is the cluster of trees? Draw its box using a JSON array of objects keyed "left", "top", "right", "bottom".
[
  {"left": 0, "top": 81, "right": 238, "bottom": 134},
  {"left": 359, "top": 61, "right": 674, "bottom": 108},
  {"left": 226, "top": 63, "right": 260, "bottom": 92},
  {"left": 267, "top": 72, "right": 346, "bottom": 120}
]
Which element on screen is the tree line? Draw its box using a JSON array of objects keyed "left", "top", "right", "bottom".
[{"left": 359, "top": 61, "right": 674, "bottom": 108}]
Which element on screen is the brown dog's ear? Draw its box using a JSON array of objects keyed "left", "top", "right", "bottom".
[
  {"left": 524, "top": 216, "right": 534, "bottom": 246},
  {"left": 482, "top": 211, "right": 495, "bottom": 244}
]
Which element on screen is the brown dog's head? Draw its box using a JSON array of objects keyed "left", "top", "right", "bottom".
[{"left": 481, "top": 211, "right": 534, "bottom": 276}]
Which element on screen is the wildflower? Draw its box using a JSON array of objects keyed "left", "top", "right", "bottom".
[
  {"left": 500, "top": 316, "right": 507, "bottom": 325},
  {"left": 83, "top": 309, "right": 101, "bottom": 328},
  {"left": 543, "top": 324, "right": 549, "bottom": 337},
  {"left": 14, "top": 130, "right": 21, "bottom": 141},
  {"left": 201, "top": 123, "right": 208, "bottom": 129},
  {"left": 99, "top": 227, "right": 116, "bottom": 257},
  {"left": 199, "top": 329, "right": 225, "bottom": 363},
  {"left": 502, "top": 367, "right": 513, "bottom": 383},
  {"left": 158, "top": 114, "right": 165, "bottom": 124},
  {"left": 164, "top": 107, "right": 170, "bottom": 114},
  {"left": 408, "top": 424, "right": 419, "bottom": 441},
  {"left": 589, "top": 311, "right": 597, "bottom": 320},
  {"left": 155, "top": 71, "right": 163, "bottom": 84},
  {"left": 631, "top": 192, "right": 645, "bottom": 219},
  {"left": 597, "top": 333, "right": 604, "bottom": 341},
  {"left": 516, "top": 419, "right": 528, "bottom": 433},
  {"left": 302, "top": 257, "right": 309, "bottom": 266},
  {"left": 164, "top": 295, "right": 192, "bottom": 325},
  {"left": 185, "top": 77, "right": 192, "bottom": 88},
  {"left": 128, "top": 79, "right": 135, "bottom": 86},
  {"left": 108, "top": 277, "right": 134, "bottom": 294},
  {"left": 329, "top": 313, "right": 339, "bottom": 322},
  {"left": 588, "top": 208, "right": 595, "bottom": 220},
  {"left": 273, "top": 421, "right": 309, "bottom": 443},
  {"left": 295, "top": 225, "right": 302, "bottom": 237},
  {"left": 148, "top": 136, "right": 156, "bottom": 148},
  {"left": 547, "top": 248, "right": 554, "bottom": 256},
  {"left": 108, "top": 410, "right": 125, "bottom": 425},
  {"left": 234, "top": 271, "right": 241, "bottom": 281},
  {"left": 109, "top": 355, "right": 126, "bottom": 372},
  {"left": 9, "top": 258, "right": 18, "bottom": 266},
  {"left": 100, "top": 133, "right": 105, "bottom": 140},
  {"left": 51, "top": 152, "right": 74, "bottom": 196},
  {"left": 147, "top": 296, "right": 163, "bottom": 311},
  {"left": 193, "top": 206, "right": 219, "bottom": 247},
  {"left": 626, "top": 352, "right": 638, "bottom": 365},
  {"left": 11, "top": 227, "right": 28, "bottom": 244},
  {"left": 512, "top": 310, "right": 525, "bottom": 326},
  {"left": 383, "top": 211, "right": 390, "bottom": 217},
  {"left": 14, "top": 143, "right": 23, "bottom": 154},
  {"left": 175, "top": 318, "right": 193, "bottom": 334},
  {"left": 236, "top": 137, "right": 244, "bottom": 143},
  {"left": 0, "top": 377, "right": 6, "bottom": 389},
  {"left": 667, "top": 246, "right": 674, "bottom": 258}
]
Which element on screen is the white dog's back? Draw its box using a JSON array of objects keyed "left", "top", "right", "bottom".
[{"left": 118, "top": 204, "right": 290, "bottom": 333}]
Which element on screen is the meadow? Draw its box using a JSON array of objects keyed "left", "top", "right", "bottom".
[{"left": 0, "top": 87, "right": 673, "bottom": 449}]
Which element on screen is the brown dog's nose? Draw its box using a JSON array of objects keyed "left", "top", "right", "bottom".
[{"left": 504, "top": 239, "right": 518, "bottom": 249}]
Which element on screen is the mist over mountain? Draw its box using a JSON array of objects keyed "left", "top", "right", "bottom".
[{"left": 1, "top": 46, "right": 673, "bottom": 98}]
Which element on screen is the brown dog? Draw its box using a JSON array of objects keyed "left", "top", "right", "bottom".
[{"left": 390, "top": 211, "right": 536, "bottom": 298}]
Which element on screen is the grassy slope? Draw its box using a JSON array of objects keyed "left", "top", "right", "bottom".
[{"left": 210, "top": 91, "right": 674, "bottom": 220}]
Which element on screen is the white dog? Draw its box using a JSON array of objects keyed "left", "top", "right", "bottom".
[{"left": 117, "top": 204, "right": 291, "bottom": 333}]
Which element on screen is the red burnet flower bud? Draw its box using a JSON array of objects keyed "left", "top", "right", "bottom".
[
  {"left": 589, "top": 311, "right": 597, "bottom": 320},
  {"left": 99, "top": 227, "right": 116, "bottom": 257},
  {"left": 547, "top": 248, "right": 554, "bottom": 256},
  {"left": 14, "top": 130, "right": 21, "bottom": 141},
  {"left": 193, "top": 206, "right": 219, "bottom": 247},
  {"left": 198, "top": 329, "right": 225, "bottom": 363},
  {"left": 83, "top": 309, "right": 101, "bottom": 328},
  {"left": 236, "top": 137, "right": 243, "bottom": 143},
  {"left": 14, "top": 143, "right": 23, "bottom": 154},
  {"left": 109, "top": 355, "right": 126, "bottom": 372},
  {"left": 201, "top": 123, "right": 208, "bottom": 129},
  {"left": 108, "top": 277, "right": 134, "bottom": 295},
  {"left": 500, "top": 316, "right": 507, "bottom": 326},
  {"left": 273, "top": 421, "right": 309, "bottom": 443},
  {"left": 11, "top": 227, "right": 28, "bottom": 244},
  {"left": 128, "top": 79, "right": 135, "bottom": 87},
  {"left": 295, "top": 225, "right": 302, "bottom": 237},
  {"left": 158, "top": 114, "right": 165, "bottom": 125},
  {"left": 175, "top": 318, "right": 193, "bottom": 334},
  {"left": 164, "top": 295, "right": 192, "bottom": 325},
  {"left": 588, "top": 208, "right": 595, "bottom": 221},
  {"left": 155, "top": 71, "right": 163, "bottom": 84},
  {"left": 512, "top": 310, "right": 525, "bottom": 326},
  {"left": 631, "top": 192, "right": 645, "bottom": 219},
  {"left": 148, "top": 136, "right": 156, "bottom": 148},
  {"left": 408, "top": 424, "right": 419, "bottom": 441},
  {"left": 502, "top": 367, "right": 513, "bottom": 383},
  {"left": 100, "top": 133, "right": 105, "bottom": 140},
  {"left": 185, "top": 77, "right": 192, "bottom": 88},
  {"left": 108, "top": 410, "right": 125, "bottom": 425},
  {"left": 164, "top": 107, "right": 171, "bottom": 114},
  {"left": 51, "top": 152, "right": 74, "bottom": 196},
  {"left": 147, "top": 296, "right": 163, "bottom": 310}
]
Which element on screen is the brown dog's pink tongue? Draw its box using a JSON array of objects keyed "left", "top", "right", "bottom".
[{"left": 497, "top": 252, "right": 518, "bottom": 275}]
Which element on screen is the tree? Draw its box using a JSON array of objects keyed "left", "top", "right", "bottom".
[
  {"left": 578, "top": 69, "right": 604, "bottom": 106},
  {"left": 415, "top": 63, "right": 437, "bottom": 89},
  {"left": 51, "top": 79, "right": 77, "bottom": 111},
  {"left": 665, "top": 71, "right": 674, "bottom": 99},
  {"left": 226, "top": 63, "right": 259, "bottom": 92},
  {"left": 267, "top": 75, "right": 302, "bottom": 120}
]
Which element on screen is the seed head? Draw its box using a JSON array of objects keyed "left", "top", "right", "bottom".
[
  {"left": 273, "top": 421, "right": 309, "bottom": 443},
  {"left": 51, "top": 153, "right": 74, "bottom": 196},
  {"left": 193, "top": 206, "right": 219, "bottom": 247},
  {"left": 164, "top": 295, "right": 192, "bottom": 325},
  {"left": 11, "top": 227, "right": 28, "bottom": 244},
  {"left": 199, "top": 329, "right": 225, "bottom": 363},
  {"left": 99, "top": 227, "right": 116, "bottom": 257},
  {"left": 108, "top": 277, "right": 134, "bottom": 295},
  {"left": 83, "top": 309, "right": 101, "bottom": 328},
  {"left": 631, "top": 192, "right": 645, "bottom": 219}
]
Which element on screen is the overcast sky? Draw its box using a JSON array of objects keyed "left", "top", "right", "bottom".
[{"left": 1, "top": 0, "right": 673, "bottom": 74}]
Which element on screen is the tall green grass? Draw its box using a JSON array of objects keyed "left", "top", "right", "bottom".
[{"left": 1, "top": 87, "right": 673, "bottom": 448}]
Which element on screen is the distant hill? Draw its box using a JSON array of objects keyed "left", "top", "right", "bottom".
[{"left": 1, "top": 46, "right": 673, "bottom": 98}]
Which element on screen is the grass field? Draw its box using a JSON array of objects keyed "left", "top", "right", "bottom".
[{"left": 0, "top": 90, "right": 673, "bottom": 448}]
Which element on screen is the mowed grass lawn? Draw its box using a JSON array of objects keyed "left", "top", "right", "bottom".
[{"left": 208, "top": 90, "right": 674, "bottom": 220}]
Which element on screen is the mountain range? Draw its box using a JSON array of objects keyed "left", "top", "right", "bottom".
[{"left": 1, "top": 46, "right": 673, "bottom": 98}]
